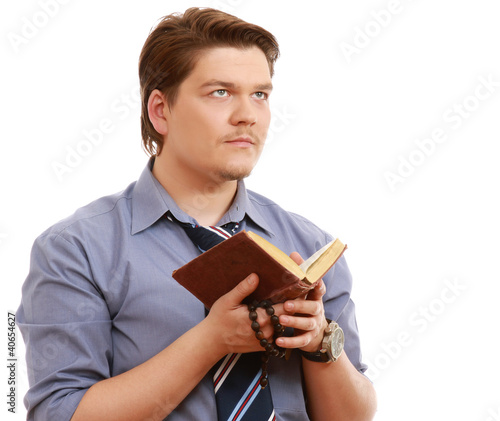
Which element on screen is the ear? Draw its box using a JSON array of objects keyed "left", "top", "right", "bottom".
[{"left": 147, "top": 89, "right": 169, "bottom": 136}]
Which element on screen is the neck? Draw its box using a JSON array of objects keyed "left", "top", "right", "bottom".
[{"left": 152, "top": 154, "right": 238, "bottom": 226}]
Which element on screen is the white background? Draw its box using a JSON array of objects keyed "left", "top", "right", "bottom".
[{"left": 2, "top": 1, "right": 500, "bottom": 420}]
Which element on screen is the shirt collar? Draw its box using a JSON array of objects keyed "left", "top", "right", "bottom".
[
  {"left": 239, "top": 184, "right": 275, "bottom": 236},
  {"left": 131, "top": 159, "right": 274, "bottom": 236},
  {"left": 130, "top": 158, "right": 168, "bottom": 235}
]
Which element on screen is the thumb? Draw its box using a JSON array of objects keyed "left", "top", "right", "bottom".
[{"left": 222, "top": 273, "right": 259, "bottom": 306}]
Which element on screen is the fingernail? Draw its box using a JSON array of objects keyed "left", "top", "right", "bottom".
[
  {"left": 281, "top": 316, "right": 289, "bottom": 324},
  {"left": 247, "top": 274, "right": 256, "bottom": 285},
  {"left": 285, "top": 301, "right": 294, "bottom": 311}
]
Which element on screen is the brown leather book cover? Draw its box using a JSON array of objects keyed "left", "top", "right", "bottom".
[{"left": 172, "top": 231, "right": 334, "bottom": 308}]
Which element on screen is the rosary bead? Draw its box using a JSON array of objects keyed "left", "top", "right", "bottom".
[
  {"left": 247, "top": 299, "right": 288, "bottom": 389},
  {"left": 260, "top": 376, "right": 269, "bottom": 388}
]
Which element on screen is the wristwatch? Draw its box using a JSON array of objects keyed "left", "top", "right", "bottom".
[{"left": 300, "top": 319, "right": 344, "bottom": 363}]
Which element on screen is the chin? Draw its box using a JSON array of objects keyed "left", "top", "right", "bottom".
[{"left": 216, "top": 165, "right": 254, "bottom": 181}]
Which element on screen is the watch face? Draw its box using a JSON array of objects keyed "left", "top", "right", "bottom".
[{"left": 330, "top": 328, "right": 344, "bottom": 359}]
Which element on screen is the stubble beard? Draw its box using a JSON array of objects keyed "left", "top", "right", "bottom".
[{"left": 216, "top": 165, "right": 254, "bottom": 182}]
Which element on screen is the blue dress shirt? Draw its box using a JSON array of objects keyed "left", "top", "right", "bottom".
[{"left": 17, "top": 159, "right": 367, "bottom": 420}]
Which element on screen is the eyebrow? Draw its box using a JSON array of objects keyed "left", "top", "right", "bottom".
[{"left": 200, "top": 80, "right": 273, "bottom": 91}]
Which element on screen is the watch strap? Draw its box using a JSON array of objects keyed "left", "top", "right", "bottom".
[{"left": 300, "top": 348, "right": 332, "bottom": 363}]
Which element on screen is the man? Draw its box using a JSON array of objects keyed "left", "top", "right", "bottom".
[{"left": 17, "top": 7, "right": 376, "bottom": 421}]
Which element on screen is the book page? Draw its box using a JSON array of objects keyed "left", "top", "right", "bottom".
[
  {"left": 247, "top": 231, "right": 305, "bottom": 279},
  {"left": 299, "top": 240, "right": 336, "bottom": 273}
]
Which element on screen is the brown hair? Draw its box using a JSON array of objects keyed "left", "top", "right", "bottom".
[{"left": 138, "top": 7, "right": 280, "bottom": 156}]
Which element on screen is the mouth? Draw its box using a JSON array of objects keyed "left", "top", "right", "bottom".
[{"left": 224, "top": 136, "right": 255, "bottom": 148}]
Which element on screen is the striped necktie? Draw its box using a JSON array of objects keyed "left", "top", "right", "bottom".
[{"left": 166, "top": 212, "right": 276, "bottom": 421}]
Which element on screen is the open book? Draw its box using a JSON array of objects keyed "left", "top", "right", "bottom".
[{"left": 172, "top": 231, "right": 347, "bottom": 308}]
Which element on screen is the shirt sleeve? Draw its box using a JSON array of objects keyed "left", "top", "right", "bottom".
[
  {"left": 321, "top": 236, "right": 368, "bottom": 374},
  {"left": 16, "top": 232, "right": 113, "bottom": 421}
]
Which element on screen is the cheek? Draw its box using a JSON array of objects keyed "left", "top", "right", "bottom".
[
  {"left": 258, "top": 113, "right": 272, "bottom": 139},
  {"left": 176, "top": 111, "right": 218, "bottom": 145},
  {"left": 190, "top": 109, "right": 225, "bottom": 137},
  {"left": 261, "top": 115, "right": 271, "bottom": 126}
]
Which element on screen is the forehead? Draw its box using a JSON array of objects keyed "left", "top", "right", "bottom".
[{"left": 185, "top": 46, "right": 272, "bottom": 89}]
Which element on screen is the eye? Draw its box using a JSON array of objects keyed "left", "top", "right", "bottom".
[
  {"left": 253, "top": 92, "right": 268, "bottom": 100},
  {"left": 211, "top": 89, "right": 229, "bottom": 97}
]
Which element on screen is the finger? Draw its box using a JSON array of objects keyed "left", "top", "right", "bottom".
[
  {"left": 276, "top": 316, "right": 328, "bottom": 351},
  {"left": 275, "top": 330, "right": 317, "bottom": 350},
  {"left": 280, "top": 315, "right": 319, "bottom": 331},
  {"left": 218, "top": 273, "right": 259, "bottom": 307},
  {"left": 307, "top": 279, "right": 326, "bottom": 301},
  {"left": 289, "top": 251, "right": 304, "bottom": 265},
  {"left": 283, "top": 299, "right": 323, "bottom": 317}
]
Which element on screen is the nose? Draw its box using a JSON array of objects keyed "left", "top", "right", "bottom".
[{"left": 230, "top": 97, "right": 257, "bottom": 126}]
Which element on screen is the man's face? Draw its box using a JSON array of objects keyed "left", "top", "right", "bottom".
[{"left": 160, "top": 46, "right": 273, "bottom": 184}]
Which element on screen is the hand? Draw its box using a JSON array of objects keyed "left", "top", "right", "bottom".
[
  {"left": 275, "top": 252, "right": 328, "bottom": 353},
  {"left": 206, "top": 273, "right": 284, "bottom": 355}
]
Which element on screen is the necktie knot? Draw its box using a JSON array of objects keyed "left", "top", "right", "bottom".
[{"left": 165, "top": 211, "right": 240, "bottom": 252}]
